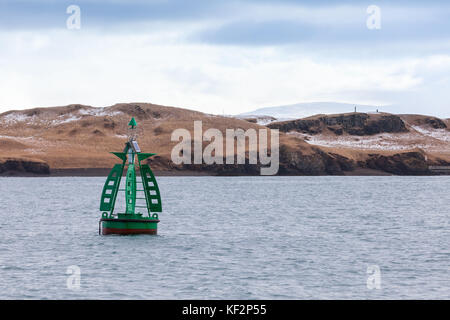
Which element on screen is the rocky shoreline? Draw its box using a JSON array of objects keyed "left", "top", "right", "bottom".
[{"left": 1, "top": 152, "right": 449, "bottom": 176}]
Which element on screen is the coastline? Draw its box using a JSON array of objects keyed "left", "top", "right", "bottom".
[
  {"left": 0, "top": 168, "right": 211, "bottom": 177},
  {"left": 2, "top": 167, "right": 448, "bottom": 177}
]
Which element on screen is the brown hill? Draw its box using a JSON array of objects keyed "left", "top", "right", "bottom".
[
  {"left": 0, "top": 103, "right": 320, "bottom": 175},
  {"left": 1, "top": 103, "right": 449, "bottom": 175},
  {"left": 398, "top": 114, "right": 448, "bottom": 129}
]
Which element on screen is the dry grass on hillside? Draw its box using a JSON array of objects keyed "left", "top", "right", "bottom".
[
  {"left": 0, "top": 103, "right": 313, "bottom": 168},
  {"left": 1, "top": 103, "right": 449, "bottom": 169}
]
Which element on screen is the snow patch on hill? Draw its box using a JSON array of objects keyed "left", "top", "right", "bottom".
[
  {"left": 78, "top": 108, "right": 122, "bottom": 117},
  {"left": 1, "top": 112, "right": 33, "bottom": 124},
  {"left": 290, "top": 125, "right": 450, "bottom": 152},
  {"left": 411, "top": 125, "right": 450, "bottom": 142},
  {"left": 290, "top": 132, "right": 421, "bottom": 151},
  {"left": 0, "top": 108, "right": 124, "bottom": 126},
  {"left": 51, "top": 114, "right": 81, "bottom": 125}
]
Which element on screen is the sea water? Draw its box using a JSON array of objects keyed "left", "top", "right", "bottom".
[{"left": 0, "top": 176, "right": 449, "bottom": 299}]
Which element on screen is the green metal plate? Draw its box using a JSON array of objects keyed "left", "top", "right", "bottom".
[
  {"left": 139, "top": 164, "right": 162, "bottom": 212},
  {"left": 100, "top": 164, "right": 124, "bottom": 212}
]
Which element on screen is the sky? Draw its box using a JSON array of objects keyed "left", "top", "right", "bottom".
[{"left": 0, "top": 0, "right": 449, "bottom": 117}]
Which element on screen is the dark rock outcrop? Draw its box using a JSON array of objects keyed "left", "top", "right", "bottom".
[
  {"left": 278, "top": 146, "right": 356, "bottom": 175},
  {"left": 114, "top": 104, "right": 151, "bottom": 120},
  {"left": 146, "top": 147, "right": 356, "bottom": 176},
  {"left": 363, "top": 151, "right": 429, "bottom": 175},
  {"left": 425, "top": 117, "right": 447, "bottom": 129},
  {"left": 0, "top": 159, "right": 50, "bottom": 175},
  {"left": 103, "top": 118, "right": 116, "bottom": 129},
  {"left": 268, "top": 113, "right": 408, "bottom": 136},
  {"left": 408, "top": 116, "right": 447, "bottom": 129},
  {"left": 147, "top": 154, "right": 262, "bottom": 176},
  {"left": 112, "top": 103, "right": 164, "bottom": 120},
  {"left": 241, "top": 116, "right": 277, "bottom": 124},
  {"left": 146, "top": 148, "right": 440, "bottom": 176}
]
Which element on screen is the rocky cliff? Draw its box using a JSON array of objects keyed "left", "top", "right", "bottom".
[
  {"left": 268, "top": 113, "right": 408, "bottom": 136},
  {"left": 0, "top": 159, "right": 50, "bottom": 176},
  {"left": 363, "top": 152, "right": 429, "bottom": 175}
]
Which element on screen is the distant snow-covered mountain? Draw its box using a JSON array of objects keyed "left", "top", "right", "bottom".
[{"left": 239, "top": 102, "right": 388, "bottom": 120}]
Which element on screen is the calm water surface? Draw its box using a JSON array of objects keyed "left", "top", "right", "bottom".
[{"left": 0, "top": 176, "right": 449, "bottom": 299}]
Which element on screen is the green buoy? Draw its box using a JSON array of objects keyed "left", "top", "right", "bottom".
[{"left": 99, "top": 118, "right": 162, "bottom": 235}]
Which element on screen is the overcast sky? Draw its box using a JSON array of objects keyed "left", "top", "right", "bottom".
[{"left": 0, "top": 0, "right": 449, "bottom": 117}]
